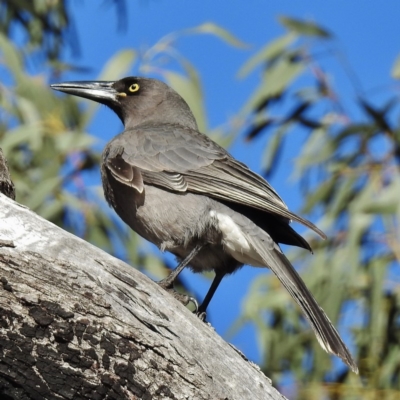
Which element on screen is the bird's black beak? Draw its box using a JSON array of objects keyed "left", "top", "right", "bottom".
[{"left": 50, "top": 80, "right": 119, "bottom": 104}]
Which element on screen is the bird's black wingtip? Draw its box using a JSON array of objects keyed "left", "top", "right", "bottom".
[
  {"left": 346, "top": 355, "right": 359, "bottom": 374},
  {"left": 339, "top": 352, "right": 359, "bottom": 374},
  {"left": 327, "top": 338, "right": 359, "bottom": 374}
]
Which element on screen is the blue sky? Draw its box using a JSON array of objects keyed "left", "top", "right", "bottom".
[{"left": 57, "top": 1, "right": 400, "bottom": 364}]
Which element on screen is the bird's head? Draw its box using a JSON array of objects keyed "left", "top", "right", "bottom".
[{"left": 51, "top": 76, "right": 197, "bottom": 130}]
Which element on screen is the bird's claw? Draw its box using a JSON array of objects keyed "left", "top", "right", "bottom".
[
  {"left": 188, "top": 296, "right": 199, "bottom": 313},
  {"left": 195, "top": 310, "right": 207, "bottom": 321},
  {"left": 158, "top": 281, "right": 199, "bottom": 311}
]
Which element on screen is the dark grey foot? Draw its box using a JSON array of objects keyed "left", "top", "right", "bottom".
[
  {"left": 156, "top": 244, "right": 203, "bottom": 310},
  {"left": 195, "top": 311, "right": 207, "bottom": 321},
  {"left": 158, "top": 280, "right": 199, "bottom": 310},
  {"left": 158, "top": 275, "right": 175, "bottom": 291}
]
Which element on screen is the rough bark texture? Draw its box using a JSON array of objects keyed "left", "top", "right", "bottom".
[
  {"left": 0, "top": 149, "right": 15, "bottom": 200},
  {"left": 0, "top": 194, "right": 286, "bottom": 400}
]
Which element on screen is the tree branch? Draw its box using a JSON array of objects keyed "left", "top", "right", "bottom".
[{"left": 0, "top": 194, "right": 285, "bottom": 400}]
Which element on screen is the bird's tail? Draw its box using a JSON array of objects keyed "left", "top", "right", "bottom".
[{"left": 246, "top": 234, "right": 358, "bottom": 373}]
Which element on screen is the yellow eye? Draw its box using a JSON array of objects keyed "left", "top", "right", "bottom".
[{"left": 128, "top": 83, "right": 140, "bottom": 93}]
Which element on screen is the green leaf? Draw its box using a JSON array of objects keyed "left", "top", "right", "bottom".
[
  {"left": 55, "top": 131, "right": 97, "bottom": 153},
  {"left": 328, "top": 174, "right": 357, "bottom": 218},
  {"left": 380, "top": 346, "right": 400, "bottom": 386},
  {"left": 243, "top": 56, "right": 305, "bottom": 112},
  {"left": 348, "top": 212, "right": 373, "bottom": 245},
  {"left": 295, "top": 128, "right": 334, "bottom": 174},
  {"left": 98, "top": 49, "right": 136, "bottom": 81},
  {"left": 369, "top": 257, "right": 387, "bottom": 366},
  {"left": 2, "top": 124, "right": 40, "bottom": 153},
  {"left": 261, "top": 123, "right": 290, "bottom": 175},
  {"left": 334, "top": 123, "right": 376, "bottom": 144},
  {"left": 356, "top": 176, "right": 400, "bottom": 215},
  {"left": 14, "top": 96, "right": 42, "bottom": 124},
  {"left": 279, "top": 16, "right": 331, "bottom": 39},
  {"left": 0, "top": 33, "right": 25, "bottom": 81},
  {"left": 263, "top": 56, "right": 305, "bottom": 95},
  {"left": 187, "top": 22, "right": 249, "bottom": 49},
  {"left": 238, "top": 33, "right": 296, "bottom": 78},
  {"left": 302, "top": 178, "right": 336, "bottom": 214},
  {"left": 391, "top": 53, "right": 400, "bottom": 79},
  {"left": 26, "top": 176, "right": 63, "bottom": 211}
]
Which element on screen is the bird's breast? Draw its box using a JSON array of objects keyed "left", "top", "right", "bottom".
[
  {"left": 101, "top": 164, "right": 263, "bottom": 272},
  {"left": 101, "top": 167, "right": 217, "bottom": 245}
]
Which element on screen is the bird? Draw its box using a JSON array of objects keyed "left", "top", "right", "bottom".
[{"left": 51, "top": 76, "right": 358, "bottom": 373}]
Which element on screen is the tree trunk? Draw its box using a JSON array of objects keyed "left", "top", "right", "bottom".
[{"left": 0, "top": 194, "right": 286, "bottom": 400}]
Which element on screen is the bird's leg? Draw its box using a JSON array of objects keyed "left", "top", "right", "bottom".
[
  {"left": 158, "top": 244, "right": 203, "bottom": 308},
  {"left": 196, "top": 271, "right": 226, "bottom": 320}
]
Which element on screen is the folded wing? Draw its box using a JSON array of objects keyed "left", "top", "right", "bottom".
[{"left": 105, "top": 123, "right": 326, "bottom": 239}]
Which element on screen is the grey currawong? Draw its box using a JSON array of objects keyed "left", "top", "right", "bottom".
[{"left": 51, "top": 77, "right": 358, "bottom": 373}]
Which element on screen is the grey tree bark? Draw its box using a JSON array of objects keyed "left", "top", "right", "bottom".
[
  {"left": 0, "top": 194, "right": 286, "bottom": 400},
  {"left": 0, "top": 149, "right": 15, "bottom": 201}
]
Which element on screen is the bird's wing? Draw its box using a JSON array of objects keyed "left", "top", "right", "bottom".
[{"left": 105, "top": 124, "right": 325, "bottom": 238}]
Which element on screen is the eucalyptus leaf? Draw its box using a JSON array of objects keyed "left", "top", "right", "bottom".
[
  {"left": 187, "top": 22, "right": 249, "bottom": 49},
  {"left": 54, "top": 131, "right": 97, "bottom": 153},
  {"left": 98, "top": 49, "right": 136, "bottom": 81},
  {"left": 0, "top": 32, "right": 25, "bottom": 81},
  {"left": 279, "top": 16, "right": 332, "bottom": 38},
  {"left": 261, "top": 123, "right": 289, "bottom": 176},
  {"left": 238, "top": 33, "right": 296, "bottom": 78},
  {"left": 243, "top": 56, "right": 305, "bottom": 112},
  {"left": 26, "top": 176, "right": 63, "bottom": 211},
  {"left": 391, "top": 53, "right": 400, "bottom": 79}
]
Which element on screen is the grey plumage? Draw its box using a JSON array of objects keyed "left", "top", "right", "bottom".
[{"left": 51, "top": 76, "right": 358, "bottom": 373}]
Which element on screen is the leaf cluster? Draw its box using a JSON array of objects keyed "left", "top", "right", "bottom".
[{"left": 236, "top": 17, "right": 400, "bottom": 398}]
